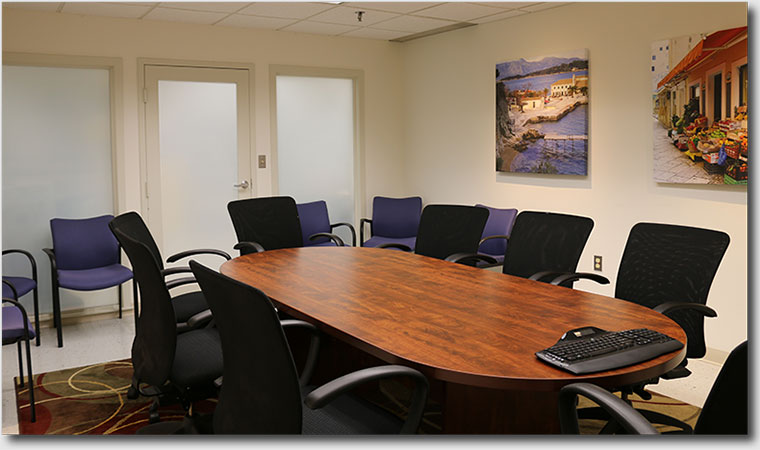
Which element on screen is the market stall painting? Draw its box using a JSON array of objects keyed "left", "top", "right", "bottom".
[
  {"left": 652, "top": 26, "right": 748, "bottom": 185},
  {"left": 496, "top": 49, "right": 589, "bottom": 175}
]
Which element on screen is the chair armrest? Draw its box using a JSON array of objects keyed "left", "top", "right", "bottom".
[
  {"left": 2, "top": 280, "right": 19, "bottom": 299},
  {"left": 376, "top": 242, "right": 412, "bottom": 252},
  {"left": 528, "top": 271, "right": 567, "bottom": 283},
  {"left": 653, "top": 302, "right": 717, "bottom": 318},
  {"left": 280, "top": 320, "right": 321, "bottom": 387},
  {"left": 42, "top": 248, "right": 58, "bottom": 281},
  {"left": 166, "top": 248, "right": 231, "bottom": 263},
  {"left": 309, "top": 232, "right": 345, "bottom": 247},
  {"left": 330, "top": 222, "right": 357, "bottom": 247},
  {"left": 161, "top": 267, "right": 193, "bottom": 277},
  {"left": 166, "top": 277, "right": 198, "bottom": 290},
  {"left": 2, "top": 249, "right": 38, "bottom": 282},
  {"left": 478, "top": 235, "right": 509, "bottom": 246},
  {"left": 186, "top": 309, "right": 213, "bottom": 329},
  {"left": 233, "top": 241, "right": 265, "bottom": 255},
  {"left": 559, "top": 383, "right": 658, "bottom": 435},
  {"left": 304, "top": 365, "right": 429, "bottom": 434},
  {"left": 359, "top": 218, "right": 372, "bottom": 247},
  {"left": 444, "top": 253, "right": 497, "bottom": 265},
  {"left": 550, "top": 272, "right": 611, "bottom": 286}
]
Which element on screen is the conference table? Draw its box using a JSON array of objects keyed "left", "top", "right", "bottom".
[{"left": 220, "top": 246, "right": 687, "bottom": 434}]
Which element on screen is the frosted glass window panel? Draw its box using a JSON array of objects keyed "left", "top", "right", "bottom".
[
  {"left": 2, "top": 65, "right": 115, "bottom": 314},
  {"left": 276, "top": 76, "right": 355, "bottom": 244},
  {"left": 157, "top": 80, "right": 238, "bottom": 269}
]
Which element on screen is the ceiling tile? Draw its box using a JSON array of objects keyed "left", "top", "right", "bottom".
[
  {"left": 309, "top": 5, "right": 399, "bottom": 26},
  {"left": 3, "top": 2, "right": 61, "bottom": 11},
  {"left": 144, "top": 7, "right": 228, "bottom": 24},
  {"left": 413, "top": 2, "right": 504, "bottom": 21},
  {"left": 216, "top": 14, "right": 297, "bottom": 30},
  {"left": 281, "top": 20, "right": 360, "bottom": 36},
  {"left": 469, "top": 9, "right": 527, "bottom": 24},
  {"left": 342, "top": 27, "right": 409, "bottom": 40},
  {"left": 61, "top": 2, "right": 152, "bottom": 19},
  {"left": 237, "top": 2, "right": 333, "bottom": 19},
  {"left": 158, "top": 2, "right": 248, "bottom": 13},
  {"left": 371, "top": 14, "right": 454, "bottom": 33},
  {"left": 472, "top": 2, "right": 539, "bottom": 9},
  {"left": 520, "top": 2, "right": 567, "bottom": 12},
  {"left": 345, "top": 2, "right": 442, "bottom": 14}
]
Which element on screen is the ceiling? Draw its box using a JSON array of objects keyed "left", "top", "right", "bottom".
[{"left": 3, "top": 2, "right": 569, "bottom": 41}]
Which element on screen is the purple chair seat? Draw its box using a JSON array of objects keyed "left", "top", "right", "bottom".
[
  {"left": 2, "top": 305, "right": 36, "bottom": 342},
  {"left": 57, "top": 264, "right": 133, "bottom": 291},
  {"left": 2, "top": 276, "right": 36, "bottom": 298},
  {"left": 363, "top": 236, "right": 417, "bottom": 250}
]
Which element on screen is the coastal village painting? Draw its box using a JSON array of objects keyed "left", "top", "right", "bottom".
[
  {"left": 496, "top": 49, "right": 589, "bottom": 175},
  {"left": 652, "top": 26, "right": 747, "bottom": 184}
]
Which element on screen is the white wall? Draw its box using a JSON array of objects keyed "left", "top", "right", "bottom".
[
  {"left": 1, "top": 7, "right": 408, "bottom": 218},
  {"left": 401, "top": 2, "right": 747, "bottom": 358}
]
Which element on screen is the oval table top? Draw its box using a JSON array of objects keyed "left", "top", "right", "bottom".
[{"left": 220, "top": 246, "right": 686, "bottom": 392}]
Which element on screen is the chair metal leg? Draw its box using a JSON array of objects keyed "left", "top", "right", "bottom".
[
  {"left": 133, "top": 280, "right": 139, "bottom": 330},
  {"left": 52, "top": 284, "right": 63, "bottom": 348},
  {"left": 17, "top": 341, "right": 24, "bottom": 387},
  {"left": 23, "top": 337, "right": 36, "bottom": 423},
  {"left": 32, "top": 286, "right": 40, "bottom": 347},
  {"left": 118, "top": 283, "right": 123, "bottom": 319}
]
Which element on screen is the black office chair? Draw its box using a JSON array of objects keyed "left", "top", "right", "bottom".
[
  {"left": 112, "top": 229, "right": 223, "bottom": 425},
  {"left": 188, "top": 261, "right": 430, "bottom": 434},
  {"left": 109, "top": 212, "right": 230, "bottom": 333},
  {"left": 559, "top": 340, "right": 747, "bottom": 435},
  {"left": 551, "top": 222, "right": 730, "bottom": 433},
  {"left": 379, "top": 204, "right": 489, "bottom": 263},
  {"left": 227, "top": 196, "right": 345, "bottom": 255},
  {"left": 449, "top": 211, "right": 595, "bottom": 285}
]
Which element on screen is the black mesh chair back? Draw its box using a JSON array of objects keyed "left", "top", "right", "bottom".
[
  {"left": 414, "top": 205, "right": 489, "bottom": 261},
  {"left": 694, "top": 340, "right": 747, "bottom": 434},
  {"left": 109, "top": 212, "right": 165, "bottom": 270},
  {"left": 615, "top": 223, "right": 729, "bottom": 358},
  {"left": 109, "top": 225, "right": 177, "bottom": 388},
  {"left": 190, "top": 261, "right": 303, "bottom": 434},
  {"left": 227, "top": 196, "right": 304, "bottom": 254},
  {"left": 502, "top": 211, "right": 594, "bottom": 281}
]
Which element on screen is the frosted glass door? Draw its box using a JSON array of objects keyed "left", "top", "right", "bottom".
[
  {"left": 275, "top": 76, "right": 355, "bottom": 243},
  {"left": 2, "top": 65, "right": 116, "bottom": 315},
  {"left": 144, "top": 66, "right": 251, "bottom": 268}
]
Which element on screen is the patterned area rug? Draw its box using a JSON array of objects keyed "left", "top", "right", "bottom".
[{"left": 13, "top": 360, "right": 700, "bottom": 434}]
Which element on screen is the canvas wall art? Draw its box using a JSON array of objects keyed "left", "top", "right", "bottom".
[
  {"left": 652, "top": 26, "right": 747, "bottom": 184},
  {"left": 496, "top": 49, "right": 589, "bottom": 175}
]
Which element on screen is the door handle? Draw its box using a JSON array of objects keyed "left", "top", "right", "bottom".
[{"left": 233, "top": 180, "right": 250, "bottom": 189}]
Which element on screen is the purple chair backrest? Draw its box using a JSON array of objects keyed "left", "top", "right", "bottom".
[
  {"left": 296, "top": 200, "right": 331, "bottom": 246},
  {"left": 475, "top": 204, "right": 518, "bottom": 256},
  {"left": 50, "top": 215, "right": 119, "bottom": 270},
  {"left": 372, "top": 196, "right": 422, "bottom": 239}
]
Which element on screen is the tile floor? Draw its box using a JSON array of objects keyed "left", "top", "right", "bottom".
[{"left": 2, "top": 316, "right": 722, "bottom": 435}]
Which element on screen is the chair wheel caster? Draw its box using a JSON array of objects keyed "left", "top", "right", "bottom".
[
  {"left": 148, "top": 410, "right": 160, "bottom": 424},
  {"left": 127, "top": 386, "right": 139, "bottom": 400}
]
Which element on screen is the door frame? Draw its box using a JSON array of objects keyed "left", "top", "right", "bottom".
[
  {"left": 269, "top": 65, "right": 366, "bottom": 225},
  {"left": 137, "top": 58, "right": 256, "bottom": 225}
]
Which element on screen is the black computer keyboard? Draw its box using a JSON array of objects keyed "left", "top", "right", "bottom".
[{"left": 535, "top": 327, "right": 684, "bottom": 375}]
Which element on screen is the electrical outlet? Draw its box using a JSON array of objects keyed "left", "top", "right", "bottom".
[
  {"left": 258, "top": 155, "right": 266, "bottom": 168},
  {"left": 593, "top": 255, "right": 603, "bottom": 271}
]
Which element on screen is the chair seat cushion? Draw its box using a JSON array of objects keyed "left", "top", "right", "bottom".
[
  {"left": 2, "top": 305, "right": 36, "bottom": 343},
  {"left": 363, "top": 236, "right": 416, "bottom": 250},
  {"left": 57, "top": 264, "right": 133, "bottom": 291},
  {"left": 172, "top": 290, "right": 209, "bottom": 324},
  {"left": 301, "top": 386, "right": 402, "bottom": 434},
  {"left": 171, "top": 328, "right": 223, "bottom": 389},
  {"left": 2, "top": 276, "right": 36, "bottom": 298}
]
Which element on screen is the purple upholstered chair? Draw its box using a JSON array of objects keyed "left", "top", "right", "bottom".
[
  {"left": 2, "top": 297, "right": 36, "bottom": 422},
  {"left": 359, "top": 196, "right": 422, "bottom": 250},
  {"left": 296, "top": 200, "right": 356, "bottom": 247},
  {"left": 43, "top": 214, "right": 136, "bottom": 347},
  {"left": 474, "top": 204, "right": 518, "bottom": 268},
  {"left": 3, "top": 249, "right": 40, "bottom": 346}
]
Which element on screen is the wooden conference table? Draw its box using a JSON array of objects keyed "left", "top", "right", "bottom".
[{"left": 220, "top": 246, "right": 687, "bottom": 434}]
